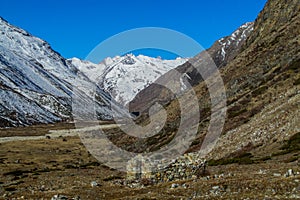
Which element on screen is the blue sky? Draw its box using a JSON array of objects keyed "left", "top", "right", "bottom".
[{"left": 0, "top": 0, "right": 267, "bottom": 60}]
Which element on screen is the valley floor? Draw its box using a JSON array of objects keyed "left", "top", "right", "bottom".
[{"left": 0, "top": 125, "right": 299, "bottom": 199}]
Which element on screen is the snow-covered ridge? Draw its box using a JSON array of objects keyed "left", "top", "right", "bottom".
[
  {"left": 69, "top": 54, "right": 187, "bottom": 105},
  {"left": 0, "top": 17, "right": 116, "bottom": 127},
  {"left": 217, "top": 22, "right": 254, "bottom": 60}
]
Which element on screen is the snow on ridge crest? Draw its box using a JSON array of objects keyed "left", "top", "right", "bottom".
[{"left": 217, "top": 22, "right": 254, "bottom": 60}]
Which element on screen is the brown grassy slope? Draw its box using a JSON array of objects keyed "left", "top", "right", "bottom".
[
  {"left": 0, "top": 136, "right": 299, "bottom": 199},
  {"left": 204, "top": 0, "right": 300, "bottom": 159},
  {"left": 114, "top": 0, "right": 300, "bottom": 159}
]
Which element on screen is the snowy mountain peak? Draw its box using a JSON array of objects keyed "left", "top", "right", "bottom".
[
  {"left": 218, "top": 22, "right": 254, "bottom": 44},
  {"left": 213, "top": 22, "right": 254, "bottom": 66},
  {"left": 121, "top": 54, "right": 136, "bottom": 65},
  {"left": 218, "top": 22, "right": 254, "bottom": 56},
  {"left": 69, "top": 54, "right": 188, "bottom": 105}
]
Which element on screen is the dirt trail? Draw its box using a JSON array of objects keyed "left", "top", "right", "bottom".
[{"left": 0, "top": 124, "right": 120, "bottom": 143}]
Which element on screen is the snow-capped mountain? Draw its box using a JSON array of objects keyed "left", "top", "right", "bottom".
[
  {"left": 0, "top": 17, "right": 115, "bottom": 127},
  {"left": 69, "top": 54, "right": 187, "bottom": 106},
  {"left": 211, "top": 22, "right": 254, "bottom": 68},
  {"left": 0, "top": 15, "right": 252, "bottom": 127}
]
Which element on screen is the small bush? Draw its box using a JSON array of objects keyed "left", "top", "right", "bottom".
[
  {"left": 208, "top": 153, "right": 254, "bottom": 166},
  {"left": 140, "top": 178, "right": 154, "bottom": 186},
  {"left": 271, "top": 132, "right": 300, "bottom": 157},
  {"left": 195, "top": 168, "right": 210, "bottom": 177},
  {"left": 252, "top": 85, "right": 268, "bottom": 97},
  {"left": 284, "top": 156, "right": 299, "bottom": 163},
  {"left": 293, "top": 78, "right": 300, "bottom": 85},
  {"left": 3, "top": 169, "right": 31, "bottom": 176},
  {"left": 228, "top": 105, "right": 247, "bottom": 118},
  {"left": 4, "top": 187, "right": 17, "bottom": 192},
  {"left": 260, "top": 156, "right": 272, "bottom": 161},
  {"left": 103, "top": 175, "right": 123, "bottom": 181},
  {"left": 286, "top": 59, "right": 299, "bottom": 71},
  {"left": 191, "top": 139, "right": 201, "bottom": 146},
  {"left": 280, "top": 132, "right": 300, "bottom": 152},
  {"left": 79, "top": 161, "right": 101, "bottom": 168}
]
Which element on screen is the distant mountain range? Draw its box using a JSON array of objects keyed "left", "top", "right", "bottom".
[
  {"left": 0, "top": 17, "right": 188, "bottom": 127},
  {"left": 0, "top": 16, "right": 257, "bottom": 128}
]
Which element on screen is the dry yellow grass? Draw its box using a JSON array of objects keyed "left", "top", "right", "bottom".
[{"left": 0, "top": 131, "right": 299, "bottom": 199}]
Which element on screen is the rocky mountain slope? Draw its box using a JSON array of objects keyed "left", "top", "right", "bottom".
[
  {"left": 0, "top": 17, "right": 116, "bottom": 127},
  {"left": 129, "top": 22, "right": 254, "bottom": 114},
  {"left": 120, "top": 0, "right": 299, "bottom": 162},
  {"left": 69, "top": 54, "right": 187, "bottom": 106},
  {"left": 206, "top": 0, "right": 300, "bottom": 159}
]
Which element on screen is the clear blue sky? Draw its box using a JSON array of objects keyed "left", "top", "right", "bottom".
[{"left": 0, "top": 0, "right": 267, "bottom": 60}]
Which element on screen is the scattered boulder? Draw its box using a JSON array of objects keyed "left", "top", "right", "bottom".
[
  {"left": 90, "top": 181, "right": 98, "bottom": 187},
  {"left": 171, "top": 183, "right": 179, "bottom": 189},
  {"left": 273, "top": 173, "right": 281, "bottom": 177},
  {"left": 210, "top": 185, "right": 225, "bottom": 196},
  {"left": 51, "top": 194, "right": 68, "bottom": 200},
  {"left": 126, "top": 153, "right": 207, "bottom": 183},
  {"left": 284, "top": 169, "right": 294, "bottom": 177},
  {"left": 51, "top": 195, "right": 81, "bottom": 200},
  {"left": 258, "top": 169, "right": 267, "bottom": 174}
]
